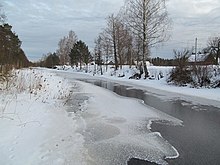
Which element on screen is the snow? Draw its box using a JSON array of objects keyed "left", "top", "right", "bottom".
[
  {"left": 0, "top": 69, "right": 86, "bottom": 165},
  {"left": 1, "top": 65, "right": 220, "bottom": 165},
  {"left": 57, "top": 65, "right": 220, "bottom": 105},
  {"left": 188, "top": 53, "right": 207, "bottom": 62}
]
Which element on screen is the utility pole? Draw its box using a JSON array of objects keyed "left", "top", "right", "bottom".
[{"left": 195, "top": 38, "right": 198, "bottom": 63}]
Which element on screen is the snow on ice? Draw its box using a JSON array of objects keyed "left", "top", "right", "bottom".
[{"left": 69, "top": 80, "right": 182, "bottom": 165}]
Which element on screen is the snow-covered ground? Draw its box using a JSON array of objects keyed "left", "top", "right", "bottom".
[
  {"left": 0, "top": 69, "right": 86, "bottom": 165},
  {"left": 1, "top": 66, "right": 220, "bottom": 165},
  {"left": 57, "top": 65, "right": 220, "bottom": 104}
]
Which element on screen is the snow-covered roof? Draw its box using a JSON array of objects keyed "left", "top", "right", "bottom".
[
  {"left": 133, "top": 60, "right": 152, "bottom": 66},
  {"left": 188, "top": 53, "right": 208, "bottom": 62}
]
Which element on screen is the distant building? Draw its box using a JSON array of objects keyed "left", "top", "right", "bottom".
[
  {"left": 107, "top": 61, "right": 114, "bottom": 65},
  {"left": 188, "top": 53, "right": 215, "bottom": 65},
  {"left": 133, "top": 60, "right": 152, "bottom": 67}
]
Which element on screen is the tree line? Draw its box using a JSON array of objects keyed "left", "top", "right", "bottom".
[
  {"left": 94, "top": 0, "right": 170, "bottom": 78},
  {"left": 36, "top": 30, "right": 92, "bottom": 69},
  {"left": 0, "top": 4, "right": 30, "bottom": 74},
  {"left": 39, "top": 0, "right": 170, "bottom": 75},
  {"left": 38, "top": 0, "right": 219, "bottom": 74}
]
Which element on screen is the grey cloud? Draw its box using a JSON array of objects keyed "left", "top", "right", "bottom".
[
  {"left": 2, "top": 0, "right": 220, "bottom": 60},
  {"left": 2, "top": 0, "right": 124, "bottom": 61},
  {"left": 160, "top": 0, "right": 220, "bottom": 58}
]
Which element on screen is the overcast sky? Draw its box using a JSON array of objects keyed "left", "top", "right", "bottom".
[{"left": 2, "top": 0, "right": 220, "bottom": 61}]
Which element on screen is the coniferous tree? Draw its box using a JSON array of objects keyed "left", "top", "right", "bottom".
[
  {"left": 69, "top": 40, "right": 91, "bottom": 70},
  {"left": 0, "top": 23, "right": 29, "bottom": 73},
  {"left": 44, "top": 52, "right": 60, "bottom": 68}
]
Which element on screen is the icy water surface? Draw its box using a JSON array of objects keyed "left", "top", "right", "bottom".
[
  {"left": 67, "top": 80, "right": 180, "bottom": 165},
  {"left": 81, "top": 79, "right": 220, "bottom": 165}
]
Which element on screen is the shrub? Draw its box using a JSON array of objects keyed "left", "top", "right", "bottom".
[
  {"left": 167, "top": 49, "right": 192, "bottom": 86},
  {"left": 191, "top": 65, "right": 212, "bottom": 87},
  {"left": 168, "top": 49, "right": 220, "bottom": 88},
  {"left": 168, "top": 67, "right": 192, "bottom": 86}
]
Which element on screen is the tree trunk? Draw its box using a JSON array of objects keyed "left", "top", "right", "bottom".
[
  {"left": 142, "top": 0, "right": 149, "bottom": 79},
  {"left": 113, "top": 20, "right": 118, "bottom": 70},
  {"left": 100, "top": 65, "right": 103, "bottom": 75}
]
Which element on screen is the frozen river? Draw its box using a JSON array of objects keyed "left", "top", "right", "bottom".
[
  {"left": 80, "top": 79, "right": 220, "bottom": 165},
  {"left": 56, "top": 71, "right": 220, "bottom": 165}
]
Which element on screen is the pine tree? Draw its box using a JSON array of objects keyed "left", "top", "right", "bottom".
[
  {"left": 0, "top": 23, "right": 29, "bottom": 72},
  {"left": 69, "top": 40, "right": 91, "bottom": 70}
]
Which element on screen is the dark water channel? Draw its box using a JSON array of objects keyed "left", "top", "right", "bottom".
[{"left": 79, "top": 79, "right": 220, "bottom": 165}]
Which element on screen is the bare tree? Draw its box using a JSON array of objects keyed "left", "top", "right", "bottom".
[
  {"left": 101, "top": 14, "right": 134, "bottom": 70},
  {"left": 207, "top": 36, "right": 220, "bottom": 65},
  {"left": 116, "top": 21, "right": 133, "bottom": 69},
  {"left": 66, "top": 30, "right": 78, "bottom": 63},
  {"left": 57, "top": 30, "right": 77, "bottom": 65},
  {"left": 124, "top": 0, "right": 171, "bottom": 78},
  {"left": 99, "top": 33, "right": 113, "bottom": 72},
  {"left": 103, "top": 14, "right": 119, "bottom": 70},
  {"left": 57, "top": 37, "right": 67, "bottom": 65},
  {"left": 94, "top": 35, "right": 103, "bottom": 75},
  {"left": 135, "top": 35, "right": 143, "bottom": 62}
]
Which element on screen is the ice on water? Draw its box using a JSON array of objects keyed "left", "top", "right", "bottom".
[{"left": 72, "top": 81, "right": 182, "bottom": 165}]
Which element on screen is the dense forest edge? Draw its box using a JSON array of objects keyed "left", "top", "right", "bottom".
[{"left": 0, "top": 5, "right": 31, "bottom": 78}]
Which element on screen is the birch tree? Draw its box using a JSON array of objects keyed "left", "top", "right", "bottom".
[
  {"left": 124, "top": 0, "right": 171, "bottom": 78},
  {"left": 94, "top": 32, "right": 113, "bottom": 73},
  {"left": 101, "top": 14, "right": 134, "bottom": 70},
  {"left": 57, "top": 37, "right": 67, "bottom": 65},
  {"left": 115, "top": 20, "right": 133, "bottom": 69},
  {"left": 104, "top": 14, "right": 119, "bottom": 70},
  {"left": 94, "top": 35, "right": 103, "bottom": 75},
  {"left": 102, "top": 34, "right": 113, "bottom": 71},
  {"left": 57, "top": 30, "right": 77, "bottom": 65}
]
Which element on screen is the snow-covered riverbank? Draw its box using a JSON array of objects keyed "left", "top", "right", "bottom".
[
  {"left": 0, "top": 69, "right": 86, "bottom": 165},
  {"left": 56, "top": 65, "right": 220, "bottom": 104}
]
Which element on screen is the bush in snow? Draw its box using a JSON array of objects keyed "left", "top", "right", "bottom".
[
  {"left": 167, "top": 49, "right": 192, "bottom": 86},
  {"left": 191, "top": 65, "right": 213, "bottom": 87},
  {"left": 211, "top": 66, "right": 220, "bottom": 88},
  {"left": 168, "top": 49, "right": 220, "bottom": 88},
  {"left": 1, "top": 68, "right": 72, "bottom": 100},
  {"left": 0, "top": 71, "right": 14, "bottom": 90}
]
